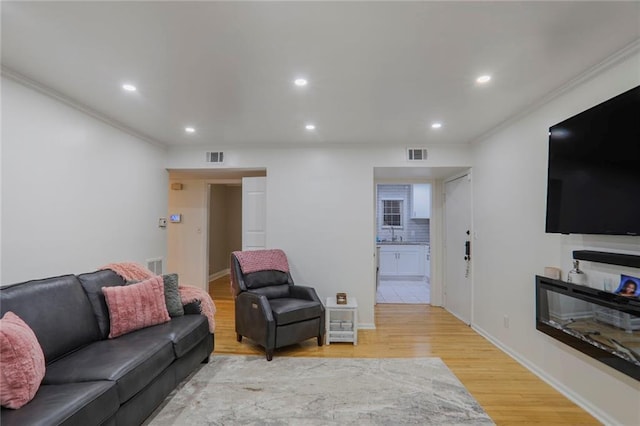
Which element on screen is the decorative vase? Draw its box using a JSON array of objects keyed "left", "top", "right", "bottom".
[{"left": 567, "top": 260, "right": 587, "bottom": 286}]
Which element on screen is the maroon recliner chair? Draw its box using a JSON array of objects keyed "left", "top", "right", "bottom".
[{"left": 230, "top": 249, "right": 325, "bottom": 361}]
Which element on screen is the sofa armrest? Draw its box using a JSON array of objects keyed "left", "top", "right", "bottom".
[{"left": 182, "top": 300, "right": 202, "bottom": 315}]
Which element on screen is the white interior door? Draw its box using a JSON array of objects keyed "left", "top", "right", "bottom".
[
  {"left": 444, "top": 174, "right": 472, "bottom": 324},
  {"left": 242, "top": 177, "right": 266, "bottom": 251}
]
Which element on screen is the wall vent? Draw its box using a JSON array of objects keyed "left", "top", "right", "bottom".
[
  {"left": 206, "top": 151, "right": 224, "bottom": 164},
  {"left": 407, "top": 148, "right": 428, "bottom": 161},
  {"left": 146, "top": 258, "right": 163, "bottom": 275}
]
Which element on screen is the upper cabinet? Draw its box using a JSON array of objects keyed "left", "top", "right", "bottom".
[{"left": 411, "top": 184, "right": 431, "bottom": 219}]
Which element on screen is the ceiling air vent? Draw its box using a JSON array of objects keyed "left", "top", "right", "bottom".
[
  {"left": 146, "top": 258, "right": 163, "bottom": 275},
  {"left": 407, "top": 148, "right": 428, "bottom": 161},
  {"left": 206, "top": 151, "right": 224, "bottom": 164}
]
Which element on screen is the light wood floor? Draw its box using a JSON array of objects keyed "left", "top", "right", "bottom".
[{"left": 209, "top": 276, "right": 598, "bottom": 425}]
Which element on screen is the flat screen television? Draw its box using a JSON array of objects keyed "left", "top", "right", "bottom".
[{"left": 545, "top": 85, "right": 640, "bottom": 236}]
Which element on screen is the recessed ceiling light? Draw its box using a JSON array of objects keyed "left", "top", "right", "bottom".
[
  {"left": 476, "top": 75, "right": 492, "bottom": 84},
  {"left": 185, "top": 127, "right": 196, "bottom": 133},
  {"left": 294, "top": 78, "right": 308, "bottom": 87},
  {"left": 431, "top": 122, "right": 442, "bottom": 129},
  {"left": 122, "top": 83, "right": 137, "bottom": 92},
  {"left": 305, "top": 124, "right": 316, "bottom": 131}
]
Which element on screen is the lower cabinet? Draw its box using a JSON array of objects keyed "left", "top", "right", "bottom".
[{"left": 378, "top": 245, "right": 426, "bottom": 277}]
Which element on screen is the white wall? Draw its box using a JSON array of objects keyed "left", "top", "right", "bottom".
[
  {"left": 167, "top": 145, "right": 471, "bottom": 326},
  {"left": 167, "top": 179, "right": 208, "bottom": 290},
  {"left": 1, "top": 77, "right": 168, "bottom": 284},
  {"left": 471, "top": 52, "right": 640, "bottom": 425}
]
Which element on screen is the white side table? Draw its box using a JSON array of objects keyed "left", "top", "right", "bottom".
[{"left": 325, "top": 296, "right": 358, "bottom": 345}]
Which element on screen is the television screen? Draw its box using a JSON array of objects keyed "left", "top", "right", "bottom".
[{"left": 545, "top": 85, "right": 640, "bottom": 235}]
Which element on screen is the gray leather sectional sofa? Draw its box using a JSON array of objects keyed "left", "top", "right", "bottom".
[{"left": 0, "top": 269, "right": 214, "bottom": 425}]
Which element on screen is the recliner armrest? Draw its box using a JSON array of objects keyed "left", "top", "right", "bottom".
[
  {"left": 290, "top": 286, "right": 323, "bottom": 306},
  {"left": 236, "top": 292, "right": 274, "bottom": 323}
]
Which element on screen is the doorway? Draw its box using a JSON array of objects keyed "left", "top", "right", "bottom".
[
  {"left": 207, "top": 183, "right": 242, "bottom": 282},
  {"left": 375, "top": 183, "right": 431, "bottom": 304},
  {"left": 166, "top": 168, "right": 266, "bottom": 291},
  {"left": 207, "top": 176, "right": 266, "bottom": 295}
]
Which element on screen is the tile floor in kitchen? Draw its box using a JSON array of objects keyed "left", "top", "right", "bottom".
[{"left": 376, "top": 277, "right": 430, "bottom": 304}]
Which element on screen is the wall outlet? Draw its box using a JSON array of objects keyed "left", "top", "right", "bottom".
[
  {"left": 503, "top": 315, "right": 509, "bottom": 328},
  {"left": 158, "top": 218, "right": 167, "bottom": 228}
]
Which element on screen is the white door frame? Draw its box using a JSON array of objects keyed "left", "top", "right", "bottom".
[
  {"left": 166, "top": 170, "right": 266, "bottom": 291},
  {"left": 373, "top": 179, "right": 433, "bottom": 305}
]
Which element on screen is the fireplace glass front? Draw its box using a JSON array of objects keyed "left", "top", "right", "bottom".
[{"left": 536, "top": 275, "right": 640, "bottom": 380}]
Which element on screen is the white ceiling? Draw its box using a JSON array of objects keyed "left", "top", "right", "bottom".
[{"left": 2, "top": 1, "right": 639, "bottom": 148}]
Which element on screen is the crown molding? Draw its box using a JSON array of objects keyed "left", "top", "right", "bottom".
[
  {"left": 1, "top": 66, "right": 168, "bottom": 149},
  {"left": 471, "top": 38, "right": 640, "bottom": 145}
]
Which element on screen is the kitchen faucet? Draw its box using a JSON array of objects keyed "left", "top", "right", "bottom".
[{"left": 390, "top": 226, "right": 396, "bottom": 242}]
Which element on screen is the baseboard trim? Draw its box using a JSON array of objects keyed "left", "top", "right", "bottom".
[
  {"left": 358, "top": 323, "right": 376, "bottom": 330},
  {"left": 209, "top": 269, "right": 230, "bottom": 281},
  {"left": 471, "top": 324, "right": 616, "bottom": 426}
]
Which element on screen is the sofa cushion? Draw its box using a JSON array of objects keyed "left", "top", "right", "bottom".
[
  {"left": 162, "top": 273, "right": 184, "bottom": 317},
  {"left": 0, "top": 382, "right": 117, "bottom": 426},
  {"left": 269, "top": 298, "right": 324, "bottom": 325},
  {"left": 0, "top": 312, "right": 46, "bottom": 409},
  {"left": 0, "top": 275, "right": 100, "bottom": 363},
  {"left": 126, "top": 315, "right": 210, "bottom": 358},
  {"left": 43, "top": 329, "right": 174, "bottom": 404},
  {"left": 77, "top": 270, "right": 126, "bottom": 339},
  {"left": 103, "top": 276, "right": 170, "bottom": 338}
]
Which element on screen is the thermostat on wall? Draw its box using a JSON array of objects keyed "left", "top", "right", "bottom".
[{"left": 170, "top": 214, "right": 182, "bottom": 223}]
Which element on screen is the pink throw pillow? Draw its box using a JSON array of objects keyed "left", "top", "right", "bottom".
[
  {"left": 103, "top": 275, "right": 170, "bottom": 338},
  {"left": 0, "top": 311, "right": 46, "bottom": 409}
]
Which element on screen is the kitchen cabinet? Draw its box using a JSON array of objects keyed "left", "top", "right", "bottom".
[
  {"left": 378, "top": 245, "right": 426, "bottom": 277},
  {"left": 411, "top": 184, "right": 431, "bottom": 219}
]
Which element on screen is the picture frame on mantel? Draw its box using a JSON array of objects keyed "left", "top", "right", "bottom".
[{"left": 614, "top": 274, "right": 640, "bottom": 298}]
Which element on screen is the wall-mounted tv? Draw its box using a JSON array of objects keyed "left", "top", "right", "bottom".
[{"left": 545, "top": 85, "right": 640, "bottom": 236}]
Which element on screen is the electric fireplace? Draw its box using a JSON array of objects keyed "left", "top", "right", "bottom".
[{"left": 536, "top": 275, "right": 640, "bottom": 380}]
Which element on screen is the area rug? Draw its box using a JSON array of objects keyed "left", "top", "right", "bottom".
[{"left": 146, "top": 356, "right": 493, "bottom": 425}]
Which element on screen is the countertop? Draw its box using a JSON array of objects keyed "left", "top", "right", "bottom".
[{"left": 376, "top": 241, "right": 429, "bottom": 246}]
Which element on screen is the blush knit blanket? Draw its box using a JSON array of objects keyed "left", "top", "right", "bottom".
[
  {"left": 232, "top": 249, "right": 290, "bottom": 274},
  {"left": 99, "top": 262, "right": 216, "bottom": 333},
  {"left": 100, "top": 262, "right": 155, "bottom": 282},
  {"left": 178, "top": 285, "right": 216, "bottom": 333}
]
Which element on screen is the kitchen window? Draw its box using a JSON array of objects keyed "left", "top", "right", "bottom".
[{"left": 382, "top": 199, "right": 403, "bottom": 227}]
